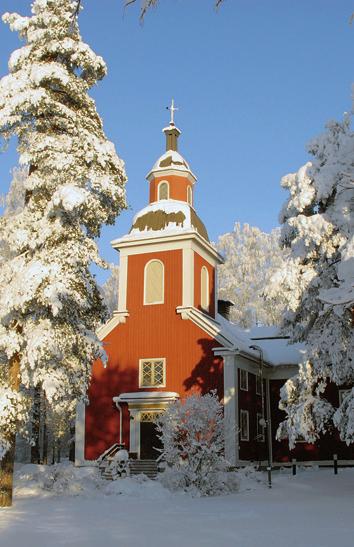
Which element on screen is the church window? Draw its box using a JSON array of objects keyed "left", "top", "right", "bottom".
[
  {"left": 240, "top": 410, "right": 249, "bottom": 441},
  {"left": 144, "top": 260, "right": 164, "bottom": 305},
  {"left": 139, "top": 359, "right": 166, "bottom": 388},
  {"left": 158, "top": 181, "right": 169, "bottom": 200},
  {"left": 240, "top": 369, "right": 248, "bottom": 391},
  {"left": 187, "top": 185, "right": 193, "bottom": 206},
  {"left": 200, "top": 266, "right": 210, "bottom": 311}
]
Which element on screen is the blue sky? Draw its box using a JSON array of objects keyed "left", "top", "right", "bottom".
[{"left": 0, "top": 0, "right": 352, "bottom": 283}]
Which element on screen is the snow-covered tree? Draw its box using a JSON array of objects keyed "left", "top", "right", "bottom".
[
  {"left": 100, "top": 265, "right": 119, "bottom": 317},
  {"left": 156, "top": 392, "right": 239, "bottom": 496},
  {"left": 216, "top": 223, "right": 288, "bottom": 328},
  {"left": 268, "top": 114, "right": 354, "bottom": 448},
  {"left": 0, "top": 0, "right": 126, "bottom": 504}
]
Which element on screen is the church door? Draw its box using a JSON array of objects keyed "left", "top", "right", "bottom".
[{"left": 140, "top": 412, "right": 163, "bottom": 460}]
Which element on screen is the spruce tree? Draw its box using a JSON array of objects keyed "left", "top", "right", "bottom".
[
  {"left": 0, "top": 0, "right": 126, "bottom": 506},
  {"left": 269, "top": 114, "right": 354, "bottom": 448}
]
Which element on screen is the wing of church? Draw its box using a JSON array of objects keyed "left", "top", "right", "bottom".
[{"left": 76, "top": 110, "right": 353, "bottom": 468}]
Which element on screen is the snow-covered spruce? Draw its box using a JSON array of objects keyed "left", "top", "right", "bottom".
[
  {"left": 0, "top": 0, "right": 127, "bottom": 455},
  {"left": 156, "top": 392, "right": 239, "bottom": 496},
  {"left": 268, "top": 114, "right": 354, "bottom": 447},
  {"left": 217, "top": 223, "right": 289, "bottom": 328}
]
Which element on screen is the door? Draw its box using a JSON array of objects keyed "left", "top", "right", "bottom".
[{"left": 140, "top": 413, "right": 163, "bottom": 460}]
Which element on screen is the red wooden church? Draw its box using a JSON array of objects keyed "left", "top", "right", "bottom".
[{"left": 76, "top": 107, "right": 353, "bottom": 468}]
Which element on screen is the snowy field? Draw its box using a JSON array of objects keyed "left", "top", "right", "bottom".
[{"left": 0, "top": 464, "right": 353, "bottom": 547}]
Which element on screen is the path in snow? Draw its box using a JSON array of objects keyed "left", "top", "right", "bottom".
[{"left": 0, "top": 466, "right": 353, "bottom": 547}]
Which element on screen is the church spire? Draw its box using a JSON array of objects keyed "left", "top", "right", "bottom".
[{"left": 163, "top": 99, "right": 181, "bottom": 152}]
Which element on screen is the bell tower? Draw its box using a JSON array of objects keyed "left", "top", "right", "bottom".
[{"left": 111, "top": 102, "right": 222, "bottom": 324}]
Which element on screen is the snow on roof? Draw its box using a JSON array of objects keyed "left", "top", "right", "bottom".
[
  {"left": 151, "top": 150, "right": 191, "bottom": 173},
  {"left": 115, "top": 200, "right": 209, "bottom": 242},
  {"left": 216, "top": 316, "right": 305, "bottom": 366}
]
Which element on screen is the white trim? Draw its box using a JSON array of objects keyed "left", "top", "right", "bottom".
[
  {"left": 187, "top": 185, "right": 193, "bottom": 206},
  {"left": 223, "top": 355, "right": 239, "bottom": 465},
  {"left": 146, "top": 168, "right": 197, "bottom": 184},
  {"left": 240, "top": 409, "right": 249, "bottom": 442},
  {"left": 240, "top": 369, "right": 248, "bottom": 391},
  {"left": 97, "top": 315, "right": 122, "bottom": 341},
  {"left": 112, "top": 232, "right": 223, "bottom": 266},
  {"left": 157, "top": 180, "right": 170, "bottom": 201},
  {"left": 176, "top": 306, "right": 234, "bottom": 348},
  {"left": 143, "top": 259, "right": 165, "bottom": 305},
  {"left": 117, "top": 254, "right": 128, "bottom": 314},
  {"left": 139, "top": 358, "right": 166, "bottom": 388},
  {"left": 75, "top": 402, "right": 96, "bottom": 467},
  {"left": 201, "top": 265, "right": 210, "bottom": 312},
  {"left": 182, "top": 247, "right": 194, "bottom": 307}
]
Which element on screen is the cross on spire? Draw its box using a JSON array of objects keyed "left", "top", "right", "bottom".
[{"left": 167, "top": 99, "right": 179, "bottom": 125}]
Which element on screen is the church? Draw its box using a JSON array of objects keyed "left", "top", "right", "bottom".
[{"left": 75, "top": 107, "right": 353, "bottom": 468}]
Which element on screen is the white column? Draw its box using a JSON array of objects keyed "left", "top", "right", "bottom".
[
  {"left": 182, "top": 246, "right": 194, "bottom": 307},
  {"left": 75, "top": 402, "right": 86, "bottom": 466},
  {"left": 118, "top": 252, "right": 128, "bottom": 313},
  {"left": 223, "top": 354, "right": 239, "bottom": 465},
  {"left": 129, "top": 409, "right": 140, "bottom": 456}
]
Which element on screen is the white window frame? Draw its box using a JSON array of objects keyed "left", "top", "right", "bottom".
[
  {"left": 339, "top": 389, "right": 351, "bottom": 406},
  {"left": 187, "top": 185, "right": 193, "bottom": 206},
  {"left": 201, "top": 266, "right": 210, "bottom": 311},
  {"left": 240, "top": 410, "right": 249, "bottom": 442},
  {"left": 256, "top": 374, "right": 262, "bottom": 396},
  {"left": 139, "top": 358, "right": 166, "bottom": 388},
  {"left": 256, "top": 413, "right": 265, "bottom": 442},
  {"left": 157, "top": 180, "right": 169, "bottom": 201},
  {"left": 240, "top": 369, "right": 248, "bottom": 391},
  {"left": 144, "top": 259, "right": 164, "bottom": 305}
]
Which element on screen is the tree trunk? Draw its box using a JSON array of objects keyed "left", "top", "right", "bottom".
[
  {"left": 31, "top": 387, "right": 41, "bottom": 464},
  {"left": 0, "top": 354, "right": 20, "bottom": 507}
]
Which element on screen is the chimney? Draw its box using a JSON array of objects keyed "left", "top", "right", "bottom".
[{"left": 217, "top": 299, "right": 234, "bottom": 321}]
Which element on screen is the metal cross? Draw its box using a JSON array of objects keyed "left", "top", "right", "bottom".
[{"left": 166, "top": 99, "right": 178, "bottom": 125}]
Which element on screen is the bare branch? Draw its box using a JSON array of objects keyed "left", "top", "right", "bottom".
[{"left": 124, "top": 0, "right": 224, "bottom": 21}]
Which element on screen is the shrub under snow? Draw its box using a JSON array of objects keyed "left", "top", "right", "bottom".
[{"left": 156, "top": 392, "right": 239, "bottom": 496}]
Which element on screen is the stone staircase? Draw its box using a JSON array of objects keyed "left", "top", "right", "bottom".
[{"left": 129, "top": 459, "right": 158, "bottom": 480}]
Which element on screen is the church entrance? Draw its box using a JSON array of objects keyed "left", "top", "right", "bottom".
[{"left": 140, "top": 412, "right": 163, "bottom": 460}]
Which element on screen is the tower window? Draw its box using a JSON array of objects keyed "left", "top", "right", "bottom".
[
  {"left": 158, "top": 181, "right": 169, "bottom": 200},
  {"left": 144, "top": 260, "right": 164, "bottom": 305},
  {"left": 139, "top": 359, "right": 166, "bottom": 388},
  {"left": 200, "top": 266, "right": 210, "bottom": 311},
  {"left": 187, "top": 185, "right": 193, "bottom": 206}
]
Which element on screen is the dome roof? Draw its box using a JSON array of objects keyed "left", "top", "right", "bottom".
[
  {"left": 148, "top": 150, "right": 196, "bottom": 181},
  {"left": 123, "top": 200, "right": 209, "bottom": 242}
]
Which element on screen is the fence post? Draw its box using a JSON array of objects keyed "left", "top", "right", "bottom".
[
  {"left": 292, "top": 458, "right": 296, "bottom": 476},
  {"left": 333, "top": 454, "right": 338, "bottom": 475}
]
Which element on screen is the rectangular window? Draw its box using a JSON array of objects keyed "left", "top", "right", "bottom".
[
  {"left": 256, "top": 413, "right": 265, "bottom": 442},
  {"left": 240, "top": 369, "right": 248, "bottom": 391},
  {"left": 139, "top": 359, "right": 166, "bottom": 388},
  {"left": 256, "top": 374, "right": 262, "bottom": 396},
  {"left": 240, "top": 410, "right": 249, "bottom": 441},
  {"left": 339, "top": 389, "right": 351, "bottom": 406}
]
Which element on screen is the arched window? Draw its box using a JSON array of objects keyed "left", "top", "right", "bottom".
[
  {"left": 144, "top": 260, "right": 164, "bottom": 305},
  {"left": 201, "top": 266, "right": 210, "bottom": 311},
  {"left": 187, "top": 185, "right": 193, "bottom": 206},
  {"left": 158, "top": 181, "right": 169, "bottom": 201}
]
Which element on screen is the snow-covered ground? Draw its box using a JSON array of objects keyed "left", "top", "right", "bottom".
[{"left": 0, "top": 464, "right": 353, "bottom": 547}]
